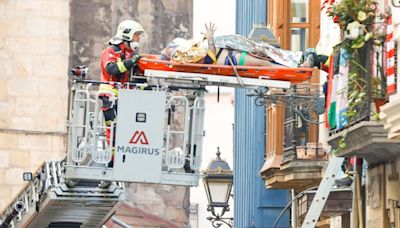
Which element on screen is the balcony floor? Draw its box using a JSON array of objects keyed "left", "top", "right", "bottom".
[
  {"left": 260, "top": 159, "right": 328, "bottom": 192},
  {"left": 328, "top": 121, "right": 400, "bottom": 164}
]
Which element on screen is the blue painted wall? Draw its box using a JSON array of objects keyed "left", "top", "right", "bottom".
[{"left": 234, "top": 0, "right": 291, "bottom": 227}]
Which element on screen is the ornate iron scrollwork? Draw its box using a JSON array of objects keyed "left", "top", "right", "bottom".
[
  {"left": 206, "top": 206, "right": 233, "bottom": 227},
  {"left": 249, "top": 84, "right": 325, "bottom": 124}
]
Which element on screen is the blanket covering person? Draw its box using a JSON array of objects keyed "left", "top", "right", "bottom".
[
  {"left": 159, "top": 23, "right": 329, "bottom": 71},
  {"left": 162, "top": 34, "right": 303, "bottom": 67}
]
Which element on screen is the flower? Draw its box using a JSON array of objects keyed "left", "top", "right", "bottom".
[
  {"left": 328, "top": 0, "right": 378, "bottom": 27},
  {"left": 333, "top": 15, "right": 340, "bottom": 23},
  {"left": 357, "top": 11, "right": 367, "bottom": 22}
]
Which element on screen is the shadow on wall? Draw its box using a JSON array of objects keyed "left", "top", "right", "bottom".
[{"left": 69, "top": 0, "right": 193, "bottom": 80}]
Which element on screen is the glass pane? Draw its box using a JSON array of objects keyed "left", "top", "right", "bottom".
[
  {"left": 290, "top": 0, "right": 309, "bottom": 23},
  {"left": 208, "top": 182, "right": 229, "bottom": 203},
  {"left": 290, "top": 28, "right": 309, "bottom": 52}
]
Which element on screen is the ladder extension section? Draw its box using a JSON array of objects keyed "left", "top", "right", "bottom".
[
  {"left": 0, "top": 161, "right": 63, "bottom": 228},
  {"left": 0, "top": 159, "right": 124, "bottom": 228},
  {"left": 301, "top": 156, "right": 345, "bottom": 228},
  {"left": 0, "top": 69, "right": 307, "bottom": 227}
]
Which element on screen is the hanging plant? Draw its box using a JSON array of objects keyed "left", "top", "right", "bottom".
[
  {"left": 324, "top": 0, "right": 388, "bottom": 154},
  {"left": 327, "top": 0, "right": 378, "bottom": 27}
]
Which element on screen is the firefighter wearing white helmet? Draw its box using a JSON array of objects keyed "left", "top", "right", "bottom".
[
  {"left": 109, "top": 20, "right": 145, "bottom": 51},
  {"left": 99, "top": 20, "right": 146, "bottom": 167},
  {"left": 101, "top": 19, "right": 145, "bottom": 84}
]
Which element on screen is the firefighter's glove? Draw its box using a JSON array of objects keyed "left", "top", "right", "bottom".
[{"left": 131, "top": 54, "right": 141, "bottom": 64}]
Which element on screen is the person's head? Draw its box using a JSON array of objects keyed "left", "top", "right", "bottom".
[
  {"left": 110, "top": 20, "right": 145, "bottom": 51},
  {"left": 160, "top": 38, "right": 189, "bottom": 61},
  {"left": 159, "top": 37, "right": 208, "bottom": 63}
]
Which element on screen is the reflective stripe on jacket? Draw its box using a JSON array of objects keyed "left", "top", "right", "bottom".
[{"left": 100, "top": 43, "right": 135, "bottom": 83}]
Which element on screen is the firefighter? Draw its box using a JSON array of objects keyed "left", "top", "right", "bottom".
[
  {"left": 99, "top": 20, "right": 145, "bottom": 166},
  {"left": 100, "top": 19, "right": 144, "bottom": 84}
]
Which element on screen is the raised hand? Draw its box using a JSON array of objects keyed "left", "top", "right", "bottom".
[{"left": 204, "top": 22, "right": 217, "bottom": 40}]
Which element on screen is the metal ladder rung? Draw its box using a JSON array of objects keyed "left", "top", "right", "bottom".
[{"left": 301, "top": 156, "right": 345, "bottom": 228}]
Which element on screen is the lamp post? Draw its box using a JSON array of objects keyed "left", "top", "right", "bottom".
[{"left": 203, "top": 147, "right": 234, "bottom": 228}]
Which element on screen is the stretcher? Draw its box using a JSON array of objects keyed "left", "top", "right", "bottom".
[{"left": 137, "top": 54, "right": 313, "bottom": 83}]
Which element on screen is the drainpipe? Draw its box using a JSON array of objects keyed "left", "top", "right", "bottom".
[{"left": 291, "top": 190, "right": 298, "bottom": 227}]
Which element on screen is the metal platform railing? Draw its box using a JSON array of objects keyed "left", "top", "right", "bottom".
[
  {"left": 0, "top": 160, "right": 62, "bottom": 228},
  {"left": 0, "top": 158, "right": 124, "bottom": 228},
  {"left": 64, "top": 80, "right": 206, "bottom": 186}
]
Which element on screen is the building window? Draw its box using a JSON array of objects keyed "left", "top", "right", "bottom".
[
  {"left": 291, "top": 0, "right": 309, "bottom": 23},
  {"left": 267, "top": 0, "right": 320, "bottom": 50},
  {"left": 265, "top": 0, "right": 320, "bottom": 160}
]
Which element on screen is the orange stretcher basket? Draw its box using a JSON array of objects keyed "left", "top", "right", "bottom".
[{"left": 137, "top": 54, "right": 313, "bottom": 83}]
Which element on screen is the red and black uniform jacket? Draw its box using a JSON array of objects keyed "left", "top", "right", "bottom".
[{"left": 100, "top": 43, "right": 136, "bottom": 83}]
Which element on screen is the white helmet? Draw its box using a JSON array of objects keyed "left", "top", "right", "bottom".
[{"left": 110, "top": 20, "right": 145, "bottom": 44}]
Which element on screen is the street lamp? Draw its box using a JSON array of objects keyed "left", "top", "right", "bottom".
[{"left": 203, "top": 147, "right": 233, "bottom": 228}]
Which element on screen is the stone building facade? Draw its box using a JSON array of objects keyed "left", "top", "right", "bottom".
[
  {"left": 69, "top": 0, "right": 193, "bottom": 79},
  {"left": 0, "top": 0, "right": 70, "bottom": 208},
  {"left": 0, "top": 0, "right": 192, "bottom": 226}
]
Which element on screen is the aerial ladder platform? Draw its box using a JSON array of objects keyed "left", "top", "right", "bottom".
[
  {"left": 0, "top": 69, "right": 292, "bottom": 228},
  {"left": 1, "top": 67, "right": 341, "bottom": 228}
]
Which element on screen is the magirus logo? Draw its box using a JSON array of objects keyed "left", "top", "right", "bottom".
[
  {"left": 117, "top": 130, "right": 159, "bottom": 155},
  {"left": 129, "top": 131, "right": 149, "bottom": 145}
]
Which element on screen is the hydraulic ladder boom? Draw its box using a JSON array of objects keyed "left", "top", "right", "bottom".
[
  {"left": 0, "top": 159, "right": 124, "bottom": 228},
  {"left": 1, "top": 69, "right": 292, "bottom": 228}
]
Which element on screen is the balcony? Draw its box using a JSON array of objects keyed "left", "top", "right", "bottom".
[
  {"left": 260, "top": 70, "right": 329, "bottom": 192},
  {"left": 261, "top": 155, "right": 328, "bottom": 192},
  {"left": 260, "top": 115, "right": 329, "bottom": 192},
  {"left": 381, "top": 95, "right": 400, "bottom": 139},
  {"left": 326, "top": 44, "right": 400, "bottom": 165},
  {"left": 298, "top": 188, "right": 352, "bottom": 224},
  {"left": 328, "top": 121, "right": 400, "bottom": 164}
]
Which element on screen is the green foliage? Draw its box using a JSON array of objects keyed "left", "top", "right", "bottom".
[
  {"left": 327, "top": 0, "right": 387, "bottom": 153},
  {"left": 329, "top": 0, "right": 378, "bottom": 28},
  {"left": 333, "top": 133, "right": 348, "bottom": 155}
]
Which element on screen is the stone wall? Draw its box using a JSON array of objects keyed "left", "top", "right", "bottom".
[
  {"left": 68, "top": 1, "right": 193, "bottom": 226},
  {"left": 0, "top": 0, "right": 70, "bottom": 209},
  {"left": 69, "top": 0, "right": 193, "bottom": 80},
  {"left": 0, "top": 0, "right": 192, "bottom": 226}
]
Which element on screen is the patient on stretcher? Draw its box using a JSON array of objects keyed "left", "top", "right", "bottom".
[{"left": 159, "top": 23, "right": 328, "bottom": 70}]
